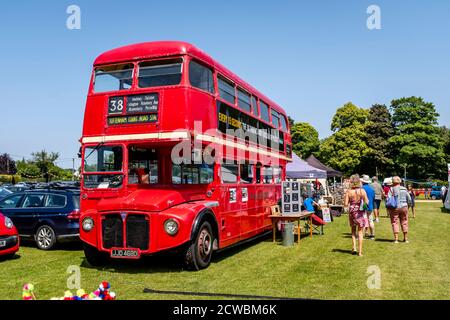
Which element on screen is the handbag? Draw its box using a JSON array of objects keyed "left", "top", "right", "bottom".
[{"left": 386, "top": 188, "right": 398, "bottom": 209}]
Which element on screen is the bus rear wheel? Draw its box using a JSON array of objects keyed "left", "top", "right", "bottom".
[
  {"left": 184, "top": 221, "right": 214, "bottom": 271},
  {"left": 83, "top": 243, "right": 108, "bottom": 267}
]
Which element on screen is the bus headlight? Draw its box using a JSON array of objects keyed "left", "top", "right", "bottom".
[
  {"left": 4, "top": 217, "right": 14, "bottom": 229},
  {"left": 164, "top": 219, "right": 179, "bottom": 236},
  {"left": 82, "top": 217, "right": 94, "bottom": 232}
]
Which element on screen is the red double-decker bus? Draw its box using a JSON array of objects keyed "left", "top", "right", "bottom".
[{"left": 79, "top": 41, "right": 292, "bottom": 270}]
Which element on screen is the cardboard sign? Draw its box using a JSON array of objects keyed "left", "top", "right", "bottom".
[{"left": 322, "top": 207, "right": 332, "bottom": 223}]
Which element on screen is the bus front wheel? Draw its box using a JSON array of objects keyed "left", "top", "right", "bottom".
[
  {"left": 184, "top": 221, "right": 214, "bottom": 271},
  {"left": 83, "top": 243, "right": 108, "bottom": 267}
]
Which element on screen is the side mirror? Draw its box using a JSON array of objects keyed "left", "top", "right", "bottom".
[{"left": 77, "top": 147, "right": 82, "bottom": 159}]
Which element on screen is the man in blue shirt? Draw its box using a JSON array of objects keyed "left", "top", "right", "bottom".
[
  {"left": 361, "top": 175, "right": 376, "bottom": 240},
  {"left": 303, "top": 197, "right": 318, "bottom": 213}
]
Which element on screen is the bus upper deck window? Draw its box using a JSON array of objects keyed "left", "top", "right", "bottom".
[
  {"left": 94, "top": 64, "right": 133, "bottom": 93},
  {"left": 138, "top": 59, "right": 182, "bottom": 88},
  {"left": 189, "top": 60, "right": 214, "bottom": 94}
]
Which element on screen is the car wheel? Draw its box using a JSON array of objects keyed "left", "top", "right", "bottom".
[
  {"left": 184, "top": 221, "right": 214, "bottom": 271},
  {"left": 431, "top": 196, "right": 437, "bottom": 200},
  {"left": 83, "top": 243, "right": 108, "bottom": 267},
  {"left": 35, "top": 225, "right": 56, "bottom": 250}
]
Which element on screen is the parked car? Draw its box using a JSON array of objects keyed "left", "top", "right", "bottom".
[
  {"left": 430, "top": 186, "right": 443, "bottom": 200},
  {"left": 0, "top": 212, "right": 19, "bottom": 258},
  {"left": 0, "top": 189, "right": 80, "bottom": 250},
  {"left": 5, "top": 186, "right": 31, "bottom": 193},
  {"left": 0, "top": 188, "right": 12, "bottom": 200}
]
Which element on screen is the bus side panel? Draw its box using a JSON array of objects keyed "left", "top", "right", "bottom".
[{"left": 218, "top": 185, "right": 241, "bottom": 248}]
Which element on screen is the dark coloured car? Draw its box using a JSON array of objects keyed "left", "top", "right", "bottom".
[
  {"left": 0, "top": 189, "right": 80, "bottom": 250},
  {"left": 0, "top": 188, "right": 13, "bottom": 200}
]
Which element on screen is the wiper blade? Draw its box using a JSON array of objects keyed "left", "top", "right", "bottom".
[{"left": 84, "top": 141, "right": 105, "bottom": 161}]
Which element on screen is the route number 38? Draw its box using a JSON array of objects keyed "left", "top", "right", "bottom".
[{"left": 109, "top": 97, "right": 125, "bottom": 115}]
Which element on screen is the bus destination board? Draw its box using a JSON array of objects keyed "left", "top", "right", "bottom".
[
  {"left": 108, "top": 114, "right": 158, "bottom": 126},
  {"left": 108, "top": 94, "right": 159, "bottom": 125}
]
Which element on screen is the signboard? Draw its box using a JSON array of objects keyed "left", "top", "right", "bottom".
[
  {"left": 322, "top": 207, "right": 332, "bottom": 223},
  {"left": 108, "top": 114, "right": 157, "bottom": 126},
  {"left": 126, "top": 94, "right": 159, "bottom": 114},
  {"left": 217, "top": 101, "right": 285, "bottom": 152},
  {"left": 281, "top": 181, "right": 302, "bottom": 215},
  {"left": 108, "top": 94, "right": 159, "bottom": 125}
]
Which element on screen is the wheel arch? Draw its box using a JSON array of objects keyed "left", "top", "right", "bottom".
[{"left": 190, "top": 208, "right": 219, "bottom": 245}]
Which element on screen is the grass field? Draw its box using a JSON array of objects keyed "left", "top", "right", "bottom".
[{"left": 1, "top": 201, "right": 449, "bottom": 300}]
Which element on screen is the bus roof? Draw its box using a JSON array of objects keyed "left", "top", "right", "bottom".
[{"left": 94, "top": 41, "right": 287, "bottom": 116}]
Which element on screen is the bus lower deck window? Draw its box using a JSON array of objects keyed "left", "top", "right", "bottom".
[
  {"left": 240, "top": 164, "right": 254, "bottom": 184},
  {"left": 263, "top": 167, "right": 273, "bottom": 184},
  {"left": 221, "top": 164, "right": 238, "bottom": 184},
  {"left": 172, "top": 163, "right": 213, "bottom": 185}
]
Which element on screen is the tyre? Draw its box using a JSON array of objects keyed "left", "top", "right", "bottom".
[
  {"left": 83, "top": 243, "right": 108, "bottom": 267},
  {"left": 35, "top": 225, "right": 56, "bottom": 250},
  {"left": 431, "top": 196, "right": 437, "bottom": 200},
  {"left": 184, "top": 221, "right": 214, "bottom": 271}
]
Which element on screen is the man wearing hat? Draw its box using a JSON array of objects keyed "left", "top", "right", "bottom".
[{"left": 361, "top": 175, "right": 376, "bottom": 240}]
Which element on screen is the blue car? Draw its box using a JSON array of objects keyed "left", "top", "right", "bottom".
[
  {"left": 0, "top": 189, "right": 80, "bottom": 250},
  {"left": 430, "top": 186, "right": 443, "bottom": 200}
]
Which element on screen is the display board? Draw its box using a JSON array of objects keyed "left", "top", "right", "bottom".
[
  {"left": 282, "top": 181, "right": 302, "bottom": 215},
  {"left": 322, "top": 207, "right": 332, "bottom": 223}
]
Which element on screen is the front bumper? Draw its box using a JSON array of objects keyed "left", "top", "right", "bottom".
[
  {"left": 81, "top": 210, "right": 194, "bottom": 257},
  {"left": 0, "top": 235, "right": 19, "bottom": 256}
]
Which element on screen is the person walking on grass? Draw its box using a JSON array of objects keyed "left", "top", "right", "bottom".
[
  {"left": 371, "top": 176, "right": 383, "bottom": 223},
  {"left": 361, "top": 175, "right": 376, "bottom": 240},
  {"left": 383, "top": 178, "right": 393, "bottom": 217},
  {"left": 407, "top": 185, "right": 416, "bottom": 219},
  {"left": 344, "top": 174, "right": 369, "bottom": 257},
  {"left": 386, "top": 176, "right": 411, "bottom": 244}
]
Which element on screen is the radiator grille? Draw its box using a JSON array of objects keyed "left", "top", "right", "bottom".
[
  {"left": 102, "top": 214, "right": 123, "bottom": 249},
  {"left": 126, "top": 215, "right": 149, "bottom": 250}
]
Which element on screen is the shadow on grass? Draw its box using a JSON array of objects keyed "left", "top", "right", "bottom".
[
  {"left": 331, "top": 248, "right": 354, "bottom": 255},
  {"left": 19, "top": 239, "right": 83, "bottom": 251},
  {"left": 0, "top": 253, "right": 21, "bottom": 262},
  {"left": 375, "top": 238, "right": 395, "bottom": 243},
  {"left": 440, "top": 207, "right": 450, "bottom": 214}
]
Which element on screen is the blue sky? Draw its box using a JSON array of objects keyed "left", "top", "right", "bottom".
[{"left": 1, "top": 1, "right": 449, "bottom": 168}]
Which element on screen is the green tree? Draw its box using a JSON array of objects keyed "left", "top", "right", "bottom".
[
  {"left": 361, "top": 104, "right": 395, "bottom": 176},
  {"left": 331, "top": 102, "right": 368, "bottom": 132},
  {"left": 291, "top": 122, "right": 320, "bottom": 158},
  {"left": 31, "top": 150, "right": 60, "bottom": 182},
  {"left": 439, "top": 126, "right": 450, "bottom": 163},
  {"left": 16, "top": 160, "right": 41, "bottom": 180},
  {"left": 318, "top": 102, "right": 370, "bottom": 175},
  {"left": 389, "top": 97, "right": 446, "bottom": 179}
]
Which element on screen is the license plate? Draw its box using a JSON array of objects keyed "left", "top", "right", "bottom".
[
  {"left": 0, "top": 241, "right": 6, "bottom": 248},
  {"left": 110, "top": 248, "right": 140, "bottom": 259}
]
